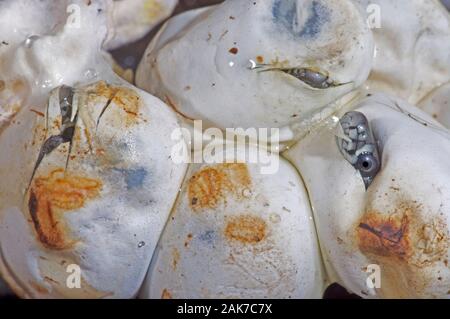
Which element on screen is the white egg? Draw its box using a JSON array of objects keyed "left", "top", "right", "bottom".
[
  {"left": 0, "top": 81, "right": 188, "bottom": 299},
  {"left": 1, "top": 0, "right": 450, "bottom": 300},
  {"left": 0, "top": 0, "right": 188, "bottom": 298},
  {"left": 140, "top": 144, "right": 325, "bottom": 299},
  {"left": 136, "top": 0, "right": 374, "bottom": 142},
  {"left": 284, "top": 93, "right": 450, "bottom": 298},
  {"left": 353, "top": 0, "right": 450, "bottom": 104}
]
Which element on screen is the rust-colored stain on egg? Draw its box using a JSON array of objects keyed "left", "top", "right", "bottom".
[
  {"left": 356, "top": 202, "right": 449, "bottom": 298},
  {"left": 184, "top": 233, "right": 193, "bottom": 248},
  {"left": 188, "top": 164, "right": 252, "bottom": 212},
  {"left": 29, "top": 281, "right": 49, "bottom": 295},
  {"left": 161, "top": 289, "right": 172, "bottom": 299},
  {"left": 225, "top": 215, "right": 267, "bottom": 244},
  {"left": 91, "top": 81, "right": 143, "bottom": 127},
  {"left": 143, "top": 0, "right": 165, "bottom": 21},
  {"left": 28, "top": 168, "right": 102, "bottom": 250},
  {"left": 31, "top": 124, "right": 46, "bottom": 146},
  {"left": 29, "top": 109, "right": 45, "bottom": 117},
  {"left": 172, "top": 248, "right": 180, "bottom": 271},
  {"left": 358, "top": 210, "right": 410, "bottom": 258},
  {"left": 11, "top": 79, "right": 25, "bottom": 93},
  {"left": 229, "top": 47, "right": 238, "bottom": 55}
]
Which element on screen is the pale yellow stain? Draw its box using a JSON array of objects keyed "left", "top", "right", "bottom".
[{"left": 143, "top": 0, "right": 166, "bottom": 22}]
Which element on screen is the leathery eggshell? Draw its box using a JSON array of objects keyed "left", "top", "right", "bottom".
[
  {"left": 0, "top": 80, "right": 188, "bottom": 298},
  {"left": 139, "top": 144, "right": 325, "bottom": 299},
  {"left": 419, "top": 82, "right": 450, "bottom": 128},
  {"left": 284, "top": 93, "right": 450, "bottom": 298},
  {"left": 353, "top": 0, "right": 450, "bottom": 104},
  {"left": 136, "top": 0, "right": 374, "bottom": 141}
]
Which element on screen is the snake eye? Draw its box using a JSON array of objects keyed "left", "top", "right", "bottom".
[{"left": 356, "top": 153, "right": 379, "bottom": 178}]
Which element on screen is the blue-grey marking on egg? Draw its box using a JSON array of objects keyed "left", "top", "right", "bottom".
[{"left": 272, "top": 0, "right": 330, "bottom": 39}]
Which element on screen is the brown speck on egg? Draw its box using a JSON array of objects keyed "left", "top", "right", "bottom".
[{"left": 229, "top": 47, "right": 238, "bottom": 55}]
